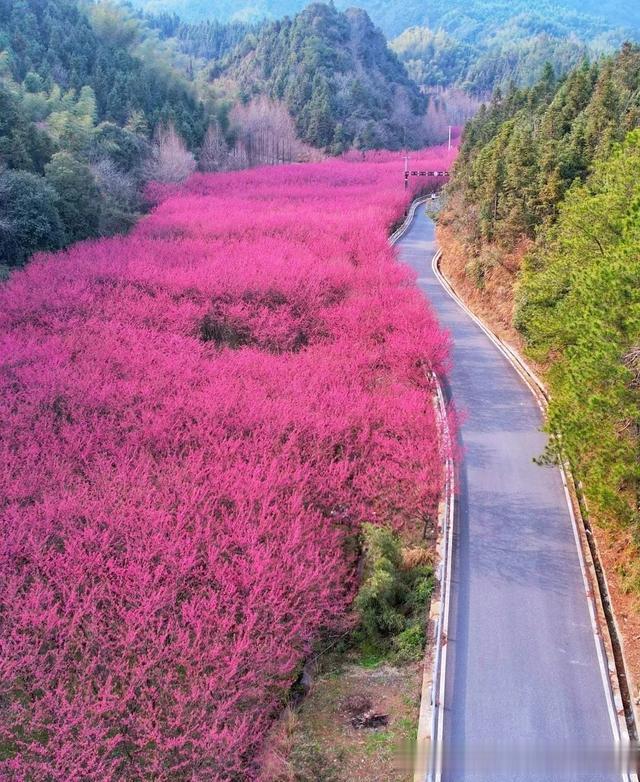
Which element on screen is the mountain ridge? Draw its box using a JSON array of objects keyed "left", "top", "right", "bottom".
[
  {"left": 208, "top": 3, "right": 430, "bottom": 151},
  {"left": 124, "top": 0, "right": 640, "bottom": 37}
]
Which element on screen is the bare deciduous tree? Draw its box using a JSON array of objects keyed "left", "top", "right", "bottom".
[
  {"left": 228, "top": 97, "right": 318, "bottom": 168},
  {"left": 199, "top": 122, "right": 230, "bottom": 172},
  {"left": 90, "top": 158, "right": 139, "bottom": 234},
  {"left": 146, "top": 122, "right": 196, "bottom": 183}
]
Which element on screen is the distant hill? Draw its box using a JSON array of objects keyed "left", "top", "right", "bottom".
[
  {"left": 347, "top": 0, "right": 640, "bottom": 39},
  {"left": 124, "top": 0, "right": 640, "bottom": 95},
  {"left": 387, "top": 0, "right": 639, "bottom": 94},
  {"left": 124, "top": 0, "right": 640, "bottom": 38},
  {"left": 125, "top": 0, "right": 300, "bottom": 25},
  {"left": 209, "top": 3, "right": 429, "bottom": 151},
  {"left": 391, "top": 18, "right": 589, "bottom": 95}
]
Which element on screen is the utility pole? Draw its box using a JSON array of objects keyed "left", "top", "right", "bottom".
[
  {"left": 402, "top": 125, "right": 409, "bottom": 190},
  {"left": 404, "top": 124, "right": 409, "bottom": 190},
  {"left": 448, "top": 125, "right": 452, "bottom": 151}
]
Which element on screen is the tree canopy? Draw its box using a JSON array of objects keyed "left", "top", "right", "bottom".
[
  {"left": 443, "top": 46, "right": 640, "bottom": 581},
  {"left": 209, "top": 4, "right": 428, "bottom": 151}
]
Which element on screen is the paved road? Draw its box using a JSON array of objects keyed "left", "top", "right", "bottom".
[{"left": 397, "top": 207, "right": 622, "bottom": 781}]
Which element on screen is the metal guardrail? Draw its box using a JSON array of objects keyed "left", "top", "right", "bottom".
[
  {"left": 389, "top": 198, "right": 456, "bottom": 782},
  {"left": 392, "top": 197, "right": 638, "bottom": 781},
  {"left": 430, "top": 237, "right": 639, "bottom": 781}
]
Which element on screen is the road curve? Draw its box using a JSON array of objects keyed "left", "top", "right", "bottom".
[{"left": 397, "top": 207, "right": 623, "bottom": 781}]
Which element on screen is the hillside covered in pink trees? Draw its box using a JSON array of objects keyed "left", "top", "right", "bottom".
[{"left": 0, "top": 146, "right": 455, "bottom": 781}]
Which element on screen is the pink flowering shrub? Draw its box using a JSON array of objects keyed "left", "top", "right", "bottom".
[{"left": 0, "top": 146, "right": 456, "bottom": 781}]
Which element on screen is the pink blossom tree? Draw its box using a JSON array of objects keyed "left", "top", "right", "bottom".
[{"left": 0, "top": 144, "right": 457, "bottom": 781}]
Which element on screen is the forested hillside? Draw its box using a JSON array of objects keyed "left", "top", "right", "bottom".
[
  {"left": 0, "top": 0, "right": 211, "bottom": 271},
  {"left": 448, "top": 44, "right": 640, "bottom": 259},
  {"left": 126, "top": 0, "right": 640, "bottom": 35},
  {"left": 143, "top": 12, "right": 260, "bottom": 60},
  {"left": 389, "top": 0, "right": 637, "bottom": 94},
  {"left": 208, "top": 3, "right": 428, "bottom": 151},
  {"left": 0, "top": 0, "right": 206, "bottom": 139},
  {"left": 0, "top": 0, "right": 435, "bottom": 271},
  {"left": 144, "top": 3, "right": 434, "bottom": 152},
  {"left": 127, "top": 0, "right": 640, "bottom": 94},
  {"left": 391, "top": 20, "right": 589, "bottom": 95},
  {"left": 440, "top": 44, "right": 640, "bottom": 587}
]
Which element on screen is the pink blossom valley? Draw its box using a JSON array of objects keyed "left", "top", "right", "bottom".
[{"left": 0, "top": 147, "right": 455, "bottom": 781}]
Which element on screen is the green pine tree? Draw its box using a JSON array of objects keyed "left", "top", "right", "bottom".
[{"left": 45, "top": 151, "right": 101, "bottom": 242}]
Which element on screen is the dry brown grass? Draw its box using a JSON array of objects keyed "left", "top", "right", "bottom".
[
  {"left": 401, "top": 546, "right": 434, "bottom": 570},
  {"left": 436, "top": 222, "right": 527, "bottom": 349},
  {"left": 260, "top": 707, "right": 299, "bottom": 782}
]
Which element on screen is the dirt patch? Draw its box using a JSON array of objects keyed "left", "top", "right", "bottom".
[
  {"left": 436, "top": 223, "right": 528, "bottom": 351},
  {"left": 595, "top": 527, "right": 640, "bottom": 715},
  {"left": 345, "top": 693, "right": 389, "bottom": 729},
  {"left": 199, "top": 289, "right": 324, "bottom": 353},
  {"left": 262, "top": 655, "right": 421, "bottom": 782}
]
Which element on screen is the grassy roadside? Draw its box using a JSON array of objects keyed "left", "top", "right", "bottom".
[{"left": 262, "top": 525, "right": 436, "bottom": 782}]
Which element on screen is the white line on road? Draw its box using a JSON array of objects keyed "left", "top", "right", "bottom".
[{"left": 430, "top": 243, "right": 635, "bottom": 782}]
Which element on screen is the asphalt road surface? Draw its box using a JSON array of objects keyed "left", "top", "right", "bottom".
[{"left": 397, "top": 207, "right": 623, "bottom": 781}]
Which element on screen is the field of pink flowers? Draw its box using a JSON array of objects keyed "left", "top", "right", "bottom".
[{"left": 0, "top": 146, "right": 455, "bottom": 781}]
